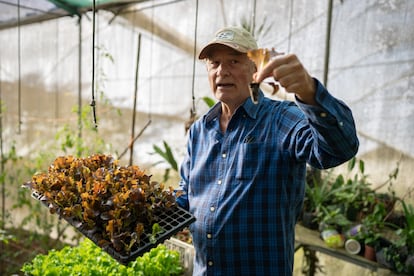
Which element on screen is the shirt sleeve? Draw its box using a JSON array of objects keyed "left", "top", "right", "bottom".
[{"left": 294, "top": 78, "right": 359, "bottom": 168}]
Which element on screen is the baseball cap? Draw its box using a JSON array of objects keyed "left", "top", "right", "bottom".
[{"left": 198, "top": 26, "right": 258, "bottom": 59}]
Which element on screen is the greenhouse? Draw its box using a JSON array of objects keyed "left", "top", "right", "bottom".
[{"left": 0, "top": 0, "right": 413, "bottom": 275}]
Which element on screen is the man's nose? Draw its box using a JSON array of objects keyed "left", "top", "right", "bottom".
[{"left": 216, "top": 63, "right": 230, "bottom": 76}]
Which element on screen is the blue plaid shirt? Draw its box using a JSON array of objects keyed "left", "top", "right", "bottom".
[{"left": 176, "top": 79, "right": 359, "bottom": 276}]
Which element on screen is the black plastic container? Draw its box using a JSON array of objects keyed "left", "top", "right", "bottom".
[{"left": 31, "top": 191, "right": 195, "bottom": 265}]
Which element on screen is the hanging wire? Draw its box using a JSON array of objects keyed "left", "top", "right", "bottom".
[
  {"left": 186, "top": 0, "right": 199, "bottom": 133},
  {"left": 17, "top": 0, "right": 22, "bottom": 134},
  {"left": 323, "top": 0, "right": 334, "bottom": 87},
  {"left": 129, "top": 33, "right": 142, "bottom": 165},
  {"left": 0, "top": 33, "right": 4, "bottom": 233},
  {"left": 77, "top": 16, "right": 83, "bottom": 155},
  {"left": 148, "top": 0, "right": 155, "bottom": 122},
  {"left": 90, "top": 0, "right": 98, "bottom": 128},
  {"left": 251, "top": 0, "right": 256, "bottom": 34},
  {"left": 287, "top": 0, "right": 294, "bottom": 53},
  {"left": 54, "top": 18, "right": 59, "bottom": 128}
]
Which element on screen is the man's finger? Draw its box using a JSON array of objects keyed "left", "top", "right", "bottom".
[{"left": 254, "top": 55, "right": 286, "bottom": 83}]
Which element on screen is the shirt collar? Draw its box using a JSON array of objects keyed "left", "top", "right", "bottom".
[
  {"left": 204, "top": 90, "right": 264, "bottom": 124},
  {"left": 242, "top": 90, "right": 264, "bottom": 119}
]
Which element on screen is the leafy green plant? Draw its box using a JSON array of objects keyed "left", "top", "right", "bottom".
[
  {"left": 396, "top": 199, "right": 414, "bottom": 253},
  {"left": 318, "top": 205, "right": 352, "bottom": 231},
  {"left": 331, "top": 159, "right": 374, "bottom": 216},
  {"left": 304, "top": 169, "right": 347, "bottom": 216},
  {"left": 26, "top": 154, "right": 177, "bottom": 254},
  {"left": 0, "top": 229, "right": 16, "bottom": 244},
  {"left": 151, "top": 141, "right": 178, "bottom": 183},
  {"left": 21, "top": 239, "right": 183, "bottom": 276},
  {"left": 356, "top": 202, "right": 388, "bottom": 247}
]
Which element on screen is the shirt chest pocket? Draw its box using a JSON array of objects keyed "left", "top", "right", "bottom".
[
  {"left": 234, "top": 142, "right": 289, "bottom": 181},
  {"left": 235, "top": 142, "right": 267, "bottom": 181}
]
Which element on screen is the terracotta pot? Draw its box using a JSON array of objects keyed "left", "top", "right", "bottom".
[{"left": 364, "top": 244, "right": 376, "bottom": 262}]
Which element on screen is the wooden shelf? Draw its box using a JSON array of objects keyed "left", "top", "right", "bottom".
[{"left": 295, "top": 224, "right": 395, "bottom": 274}]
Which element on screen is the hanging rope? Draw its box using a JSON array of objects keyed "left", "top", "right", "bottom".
[
  {"left": 90, "top": 0, "right": 98, "bottom": 128},
  {"left": 251, "top": 0, "right": 256, "bottom": 34},
  {"left": 0, "top": 35, "right": 5, "bottom": 232},
  {"left": 185, "top": 0, "right": 199, "bottom": 133},
  {"left": 77, "top": 16, "right": 83, "bottom": 155},
  {"left": 54, "top": 18, "right": 59, "bottom": 128},
  {"left": 323, "top": 0, "right": 334, "bottom": 87},
  {"left": 190, "top": 0, "right": 199, "bottom": 112},
  {"left": 129, "top": 33, "right": 142, "bottom": 165},
  {"left": 17, "top": 0, "right": 22, "bottom": 134},
  {"left": 287, "top": 0, "right": 294, "bottom": 53}
]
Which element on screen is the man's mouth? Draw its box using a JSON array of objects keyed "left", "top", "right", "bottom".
[{"left": 217, "top": 83, "right": 234, "bottom": 88}]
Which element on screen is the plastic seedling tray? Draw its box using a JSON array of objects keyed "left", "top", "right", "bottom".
[{"left": 31, "top": 191, "right": 195, "bottom": 265}]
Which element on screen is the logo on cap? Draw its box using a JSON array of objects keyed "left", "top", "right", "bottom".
[{"left": 216, "top": 31, "right": 235, "bottom": 41}]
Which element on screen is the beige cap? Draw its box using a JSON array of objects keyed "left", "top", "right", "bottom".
[{"left": 198, "top": 26, "right": 258, "bottom": 59}]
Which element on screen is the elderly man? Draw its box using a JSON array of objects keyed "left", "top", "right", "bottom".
[{"left": 176, "top": 26, "right": 359, "bottom": 276}]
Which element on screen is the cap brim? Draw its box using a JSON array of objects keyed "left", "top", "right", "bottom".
[{"left": 198, "top": 42, "right": 249, "bottom": 60}]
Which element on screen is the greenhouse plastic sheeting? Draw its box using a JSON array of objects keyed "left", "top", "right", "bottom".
[{"left": 0, "top": 0, "right": 152, "bottom": 30}]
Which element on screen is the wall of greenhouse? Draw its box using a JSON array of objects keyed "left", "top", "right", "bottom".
[
  {"left": 0, "top": 0, "right": 413, "bottom": 275},
  {"left": 0, "top": 0, "right": 413, "bottom": 211}
]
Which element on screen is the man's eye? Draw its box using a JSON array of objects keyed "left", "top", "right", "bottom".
[{"left": 230, "top": 60, "right": 238, "bottom": 64}]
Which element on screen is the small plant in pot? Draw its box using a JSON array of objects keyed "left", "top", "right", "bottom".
[
  {"left": 317, "top": 205, "right": 352, "bottom": 233},
  {"left": 302, "top": 167, "right": 347, "bottom": 230},
  {"left": 394, "top": 199, "right": 414, "bottom": 274},
  {"left": 355, "top": 202, "right": 388, "bottom": 262}
]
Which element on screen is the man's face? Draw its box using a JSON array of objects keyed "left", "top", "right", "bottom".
[{"left": 205, "top": 45, "right": 256, "bottom": 105}]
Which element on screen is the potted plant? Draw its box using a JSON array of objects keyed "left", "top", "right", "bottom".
[
  {"left": 330, "top": 158, "right": 379, "bottom": 223},
  {"left": 302, "top": 168, "right": 347, "bottom": 230},
  {"left": 355, "top": 202, "right": 388, "bottom": 262},
  {"left": 317, "top": 205, "right": 352, "bottom": 233},
  {"left": 395, "top": 199, "right": 414, "bottom": 274},
  {"left": 375, "top": 199, "right": 414, "bottom": 274}
]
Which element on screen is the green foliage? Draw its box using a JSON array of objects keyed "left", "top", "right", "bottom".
[
  {"left": 0, "top": 229, "right": 16, "bottom": 244},
  {"left": 152, "top": 141, "right": 178, "bottom": 172},
  {"left": 356, "top": 203, "right": 387, "bottom": 246},
  {"left": 304, "top": 158, "right": 399, "bottom": 232},
  {"left": 239, "top": 15, "right": 272, "bottom": 42},
  {"left": 21, "top": 239, "right": 183, "bottom": 276},
  {"left": 396, "top": 200, "right": 414, "bottom": 253},
  {"left": 201, "top": 96, "right": 216, "bottom": 108},
  {"left": 0, "top": 143, "right": 23, "bottom": 229},
  {"left": 151, "top": 141, "right": 178, "bottom": 183}
]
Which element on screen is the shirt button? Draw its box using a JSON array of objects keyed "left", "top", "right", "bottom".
[
  {"left": 208, "top": 261, "right": 213, "bottom": 266},
  {"left": 339, "top": 121, "right": 344, "bottom": 127},
  {"left": 222, "top": 153, "right": 227, "bottom": 158},
  {"left": 217, "top": 180, "right": 222, "bottom": 185},
  {"left": 320, "top": 112, "right": 327, "bottom": 118},
  {"left": 210, "top": 206, "right": 215, "bottom": 212},
  {"left": 207, "top": 233, "right": 212, "bottom": 239}
]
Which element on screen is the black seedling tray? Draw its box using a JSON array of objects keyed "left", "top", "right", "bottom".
[{"left": 31, "top": 191, "right": 195, "bottom": 265}]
